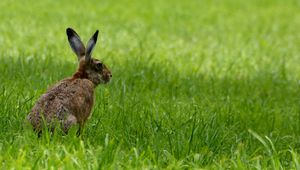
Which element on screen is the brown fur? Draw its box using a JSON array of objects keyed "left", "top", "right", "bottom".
[{"left": 27, "top": 28, "right": 111, "bottom": 135}]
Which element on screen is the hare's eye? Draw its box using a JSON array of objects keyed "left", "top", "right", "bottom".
[{"left": 96, "top": 63, "right": 103, "bottom": 70}]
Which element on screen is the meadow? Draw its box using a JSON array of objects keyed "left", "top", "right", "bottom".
[{"left": 1, "top": 0, "right": 300, "bottom": 169}]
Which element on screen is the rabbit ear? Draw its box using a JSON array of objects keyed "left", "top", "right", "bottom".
[
  {"left": 66, "top": 28, "right": 86, "bottom": 60},
  {"left": 85, "top": 30, "right": 99, "bottom": 61}
]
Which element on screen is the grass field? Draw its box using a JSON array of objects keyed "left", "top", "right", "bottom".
[{"left": 1, "top": 0, "right": 300, "bottom": 169}]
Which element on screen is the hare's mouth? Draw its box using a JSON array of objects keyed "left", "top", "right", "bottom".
[
  {"left": 103, "top": 77, "right": 111, "bottom": 84},
  {"left": 99, "top": 76, "right": 110, "bottom": 84}
]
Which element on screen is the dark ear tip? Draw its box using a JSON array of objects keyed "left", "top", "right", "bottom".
[
  {"left": 66, "top": 28, "right": 74, "bottom": 36},
  {"left": 93, "top": 30, "right": 99, "bottom": 39}
]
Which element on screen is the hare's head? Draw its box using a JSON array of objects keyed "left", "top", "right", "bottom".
[{"left": 66, "top": 28, "right": 112, "bottom": 85}]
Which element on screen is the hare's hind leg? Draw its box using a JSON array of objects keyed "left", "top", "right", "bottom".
[{"left": 62, "top": 114, "right": 77, "bottom": 134}]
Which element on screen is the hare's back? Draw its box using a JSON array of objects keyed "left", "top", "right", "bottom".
[{"left": 28, "top": 78, "right": 95, "bottom": 128}]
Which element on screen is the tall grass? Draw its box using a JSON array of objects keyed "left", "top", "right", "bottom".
[{"left": 1, "top": 0, "right": 300, "bottom": 169}]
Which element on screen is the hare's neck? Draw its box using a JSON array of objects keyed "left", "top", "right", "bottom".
[
  {"left": 72, "top": 71, "right": 87, "bottom": 79},
  {"left": 72, "top": 63, "right": 87, "bottom": 80}
]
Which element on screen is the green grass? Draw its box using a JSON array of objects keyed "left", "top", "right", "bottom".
[{"left": 1, "top": 0, "right": 300, "bottom": 169}]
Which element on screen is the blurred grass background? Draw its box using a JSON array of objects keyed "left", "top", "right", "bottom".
[{"left": 1, "top": 0, "right": 300, "bottom": 169}]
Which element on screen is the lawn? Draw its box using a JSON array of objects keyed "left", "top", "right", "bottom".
[{"left": 1, "top": 0, "right": 300, "bottom": 169}]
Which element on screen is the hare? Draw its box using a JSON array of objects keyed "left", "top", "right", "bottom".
[{"left": 27, "top": 28, "right": 112, "bottom": 136}]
